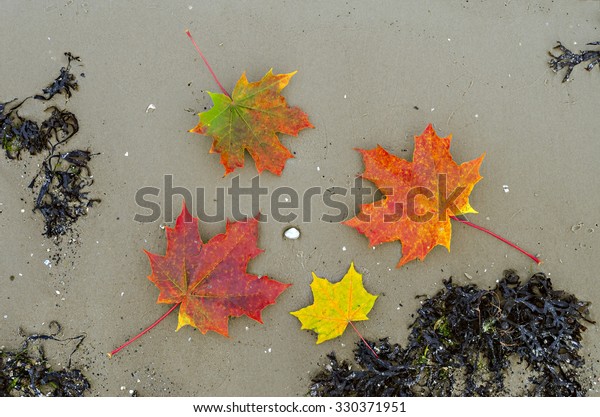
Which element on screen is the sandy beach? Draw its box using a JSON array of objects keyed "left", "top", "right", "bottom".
[{"left": 1, "top": 0, "right": 599, "bottom": 396}]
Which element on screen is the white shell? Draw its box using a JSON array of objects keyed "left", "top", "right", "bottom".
[{"left": 284, "top": 227, "right": 300, "bottom": 240}]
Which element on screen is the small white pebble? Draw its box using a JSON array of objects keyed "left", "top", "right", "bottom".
[
  {"left": 447, "top": 38, "right": 451, "bottom": 41},
  {"left": 343, "top": 94, "right": 347, "bottom": 99},
  {"left": 145, "top": 104, "right": 156, "bottom": 113},
  {"left": 3, "top": 315, "right": 7, "bottom": 319},
  {"left": 124, "top": 152, "right": 129, "bottom": 157},
  {"left": 129, "top": 390, "right": 134, "bottom": 395},
  {"left": 120, "top": 292, "right": 125, "bottom": 297},
  {"left": 503, "top": 185, "right": 510, "bottom": 193},
  {"left": 268, "top": 348, "right": 272, "bottom": 353},
  {"left": 20, "top": 209, "right": 25, "bottom": 213},
  {"left": 188, "top": 337, "right": 192, "bottom": 342},
  {"left": 245, "top": 326, "right": 249, "bottom": 331},
  {"left": 188, "top": 5, "right": 193, "bottom": 10},
  {"left": 430, "top": 107, "right": 435, "bottom": 112},
  {"left": 44, "top": 260, "right": 51, "bottom": 267},
  {"left": 55, "top": 290, "right": 60, "bottom": 295},
  {"left": 342, "top": 246, "right": 347, "bottom": 251},
  {"left": 284, "top": 227, "right": 300, "bottom": 240},
  {"left": 316, "top": 166, "right": 320, "bottom": 171},
  {"left": 474, "top": 114, "right": 479, "bottom": 118},
  {"left": 120, "top": 386, "right": 126, "bottom": 391}
]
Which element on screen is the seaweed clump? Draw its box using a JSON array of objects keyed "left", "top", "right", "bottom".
[
  {"left": 549, "top": 41, "right": 600, "bottom": 82},
  {"left": 1, "top": 99, "right": 44, "bottom": 159},
  {"left": 29, "top": 148, "right": 99, "bottom": 237},
  {"left": 34, "top": 52, "right": 80, "bottom": 101},
  {"left": 0, "top": 53, "right": 99, "bottom": 238},
  {"left": 0, "top": 322, "right": 89, "bottom": 397},
  {"left": 310, "top": 271, "right": 594, "bottom": 397}
]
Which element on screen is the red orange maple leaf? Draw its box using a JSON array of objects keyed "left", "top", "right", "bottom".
[{"left": 344, "top": 124, "right": 485, "bottom": 267}]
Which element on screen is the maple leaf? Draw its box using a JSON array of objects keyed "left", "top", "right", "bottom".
[
  {"left": 290, "top": 263, "right": 378, "bottom": 344},
  {"left": 145, "top": 203, "right": 290, "bottom": 335},
  {"left": 344, "top": 124, "right": 485, "bottom": 267},
  {"left": 190, "top": 69, "right": 313, "bottom": 175},
  {"left": 109, "top": 204, "right": 290, "bottom": 357}
]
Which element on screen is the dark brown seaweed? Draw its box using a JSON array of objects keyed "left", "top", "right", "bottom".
[
  {"left": 549, "top": 41, "right": 600, "bottom": 82},
  {"left": 310, "top": 271, "right": 594, "bottom": 397},
  {"left": 0, "top": 322, "right": 89, "bottom": 397}
]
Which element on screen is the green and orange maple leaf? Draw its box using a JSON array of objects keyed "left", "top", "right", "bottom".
[
  {"left": 344, "top": 124, "right": 485, "bottom": 267},
  {"left": 109, "top": 204, "right": 289, "bottom": 356},
  {"left": 190, "top": 69, "right": 313, "bottom": 175},
  {"left": 290, "top": 263, "right": 378, "bottom": 344}
]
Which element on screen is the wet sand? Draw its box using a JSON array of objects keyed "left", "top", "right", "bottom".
[{"left": 1, "top": 0, "right": 599, "bottom": 396}]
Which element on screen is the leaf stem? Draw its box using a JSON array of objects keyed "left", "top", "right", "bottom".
[
  {"left": 450, "top": 216, "right": 541, "bottom": 264},
  {"left": 108, "top": 303, "right": 180, "bottom": 358},
  {"left": 185, "top": 30, "right": 231, "bottom": 98},
  {"left": 348, "top": 320, "right": 379, "bottom": 359}
]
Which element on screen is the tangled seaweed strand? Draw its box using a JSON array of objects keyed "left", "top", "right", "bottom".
[
  {"left": 0, "top": 53, "right": 99, "bottom": 238},
  {"left": 549, "top": 41, "right": 600, "bottom": 82},
  {"left": 0, "top": 104, "right": 78, "bottom": 160},
  {"left": 34, "top": 52, "right": 80, "bottom": 101},
  {"left": 310, "top": 271, "right": 594, "bottom": 397},
  {"left": 1, "top": 98, "right": 45, "bottom": 159},
  {"left": 0, "top": 322, "right": 89, "bottom": 397},
  {"left": 0, "top": 52, "right": 80, "bottom": 159},
  {"left": 29, "top": 149, "right": 100, "bottom": 237}
]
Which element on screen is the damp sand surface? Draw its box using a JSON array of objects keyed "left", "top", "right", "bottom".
[{"left": 1, "top": 1, "right": 599, "bottom": 396}]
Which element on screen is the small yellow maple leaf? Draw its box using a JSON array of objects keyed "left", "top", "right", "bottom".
[{"left": 290, "top": 263, "right": 378, "bottom": 344}]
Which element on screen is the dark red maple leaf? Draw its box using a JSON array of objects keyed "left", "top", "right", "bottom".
[{"left": 109, "top": 204, "right": 289, "bottom": 356}]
